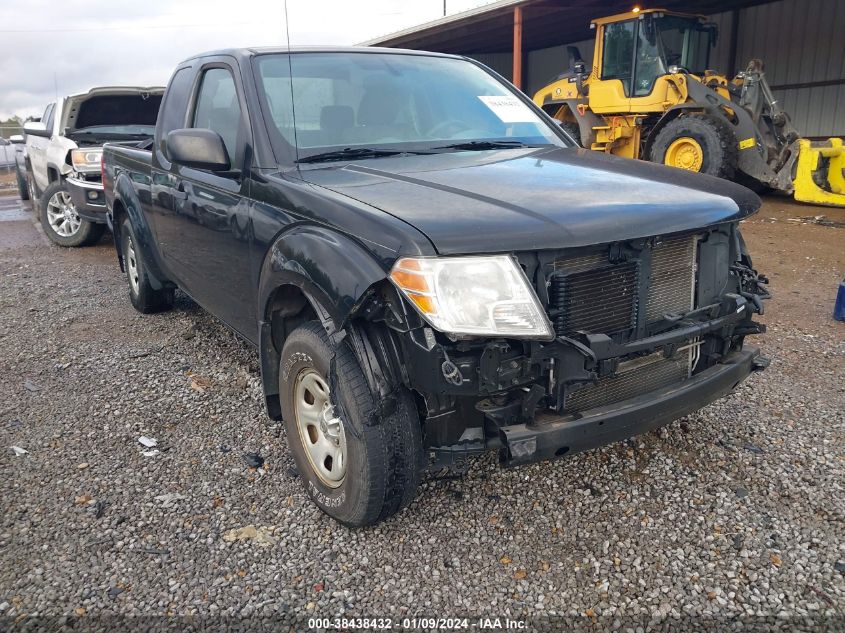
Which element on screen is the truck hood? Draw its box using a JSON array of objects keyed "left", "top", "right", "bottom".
[
  {"left": 65, "top": 86, "right": 164, "bottom": 113},
  {"left": 300, "top": 147, "right": 761, "bottom": 254}
]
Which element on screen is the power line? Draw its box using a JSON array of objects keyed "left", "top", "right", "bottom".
[{"left": 0, "top": 21, "right": 263, "bottom": 34}]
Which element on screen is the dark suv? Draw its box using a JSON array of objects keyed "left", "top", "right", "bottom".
[{"left": 103, "top": 47, "right": 769, "bottom": 526}]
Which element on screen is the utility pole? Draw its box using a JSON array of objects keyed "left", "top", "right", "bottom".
[{"left": 443, "top": 1, "right": 446, "bottom": 16}]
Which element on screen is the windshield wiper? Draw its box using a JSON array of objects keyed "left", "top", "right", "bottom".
[
  {"left": 296, "top": 147, "right": 426, "bottom": 164},
  {"left": 433, "top": 140, "right": 537, "bottom": 151}
]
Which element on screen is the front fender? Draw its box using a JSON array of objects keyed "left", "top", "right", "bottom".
[
  {"left": 256, "top": 224, "right": 390, "bottom": 419},
  {"left": 258, "top": 224, "right": 388, "bottom": 328}
]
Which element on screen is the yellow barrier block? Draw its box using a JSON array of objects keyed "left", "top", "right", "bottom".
[{"left": 793, "top": 138, "right": 845, "bottom": 207}]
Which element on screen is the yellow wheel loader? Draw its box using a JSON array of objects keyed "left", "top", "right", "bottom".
[{"left": 533, "top": 8, "right": 845, "bottom": 207}]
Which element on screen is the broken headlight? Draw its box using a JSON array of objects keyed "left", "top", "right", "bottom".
[{"left": 390, "top": 255, "right": 554, "bottom": 339}]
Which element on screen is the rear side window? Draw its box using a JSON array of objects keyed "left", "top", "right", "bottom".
[
  {"left": 157, "top": 67, "right": 194, "bottom": 157},
  {"left": 192, "top": 68, "right": 242, "bottom": 162}
]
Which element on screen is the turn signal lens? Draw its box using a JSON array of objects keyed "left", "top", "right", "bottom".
[{"left": 389, "top": 255, "right": 554, "bottom": 339}]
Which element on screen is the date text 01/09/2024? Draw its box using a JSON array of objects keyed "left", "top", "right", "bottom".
[{"left": 307, "top": 617, "right": 527, "bottom": 629}]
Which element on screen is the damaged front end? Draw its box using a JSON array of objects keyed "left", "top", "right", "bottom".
[{"left": 357, "top": 222, "right": 769, "bottom": 471}]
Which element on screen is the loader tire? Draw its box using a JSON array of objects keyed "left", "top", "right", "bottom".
[
  {"left": 559, "top": 121, "right": 582, "bottom": 146},
  {"left": 650, "top": 114, "right": 738, "bottom": 180}
]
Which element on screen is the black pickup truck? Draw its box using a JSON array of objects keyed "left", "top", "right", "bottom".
[{"left": 103, "top": 46, "right": 769, "bottom": 526}]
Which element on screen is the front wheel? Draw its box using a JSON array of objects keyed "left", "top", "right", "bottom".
[
  {"left": 280, "top": 321, "right": 422, "bottom": 526},
  {"left": 649, "top": 114, "right": 738, "bottom": 180},
  {"left": 39, "top": 180, "right": 104, "bottom": 247}
]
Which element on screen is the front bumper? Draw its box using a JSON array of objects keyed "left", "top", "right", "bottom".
[
  {"left": 498, "top": 347, "right": 765, "bottom": 466},
  {"left": 66, "top": 175, "right": 107, "bottom": 223}
]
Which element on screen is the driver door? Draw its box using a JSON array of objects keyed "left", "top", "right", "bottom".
[
  {"left": 589, "top": 21, "right": 634, "bottom": 114},
  {"left": 629, "top": 17, "right": 676, "bottom": 112}
]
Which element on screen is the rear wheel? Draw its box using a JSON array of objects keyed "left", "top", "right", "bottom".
[
  {"left": 650, "top": 114, "right": 738, "bottom": 180},
  {"left": 120, "top": 217, "right": 174, "bottom": 313},
  {"left": 280, "top": 321, "right": 422, "bottom": 526},
  {"left": 26, "top": 169, "right": 37, "bottom": 206},
  {"left": 39, "top": 180, "right": 104, "bottom": 247},
  {"left": 15, "top": 168, "right": 29, "bottom": 201}
]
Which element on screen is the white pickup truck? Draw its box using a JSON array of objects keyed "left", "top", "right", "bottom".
[{"left": 24, "top": 86, "right": 163, "bottom": 247}]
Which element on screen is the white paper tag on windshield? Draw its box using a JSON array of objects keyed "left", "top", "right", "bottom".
[{"left": 478, "top": 95, "right": 535, "bottom": 123}]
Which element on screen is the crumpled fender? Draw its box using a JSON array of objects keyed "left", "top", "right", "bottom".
[
  {"left": 257, "top": 224, "right": 388, "bottom": 327},
  {"left": 256, "top": 224, "right": 390, "bottom": 419}
]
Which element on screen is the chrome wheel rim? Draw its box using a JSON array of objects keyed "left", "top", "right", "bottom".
[
  {"left": 46, "top": 190, "right": 81, "bottom": 237},
  {"left": 125, "top": 234, "right": 140, "bottom": 296},
  {"left": 294, "top": 368, "right": 347, "bottom": 488}
]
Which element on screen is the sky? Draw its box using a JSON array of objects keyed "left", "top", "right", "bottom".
[{"left": 0, "top": 0, "right": 493, "bottom": 120}]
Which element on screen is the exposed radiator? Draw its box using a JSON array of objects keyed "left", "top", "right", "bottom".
[
  {"left": 565, "top": 350, "right": 691, "bottom": 412},
  {"left": 549, "top": 262, "right": 638, "bottom": 337},
  {"left": 549, "top": 234, "right": 699, "bottom": 413},
  {"left": 645, "top": 235, "right": 698, "bottom": 322},
  {"left": 550, "top": 234, "right": 698, "bottom": 336}
]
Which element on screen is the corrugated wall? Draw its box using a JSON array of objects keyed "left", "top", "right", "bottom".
[
  {"left": 472, "top": 51, "right": 513, "bottom": 80},
  {"left": 733, "top": 0, "right": 845, "bottom": 137},
  {"left": 472, "top": 0, "right": 845, "bottom": 137}
]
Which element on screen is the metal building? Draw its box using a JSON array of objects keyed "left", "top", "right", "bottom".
[{"left": 361, "top": 0, "right": 845, "bottom": 138}]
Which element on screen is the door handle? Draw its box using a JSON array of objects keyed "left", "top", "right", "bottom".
[{"left": 172, "top": 182, "right": 188, "bottom": 201}]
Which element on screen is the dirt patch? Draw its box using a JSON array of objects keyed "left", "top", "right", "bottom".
[{"left": 741, "top": 195, "right": 845, "bottom": 342}]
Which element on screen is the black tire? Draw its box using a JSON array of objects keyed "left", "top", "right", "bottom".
[
  {"left": 120, "top": 217, "right": 175, "bottom": 313},
  {"left": 39, "top": 180, "right": 105, "bottom": 247},
  {"left": 15, "top": 168, "right": 29, "bottom": 201},
  {"left": 559, "top": 121, "right": 582, "bottom": 146},
  {"left": 280, "top": 321, "right": 422, "bottom": 527},
  {"left": 649, "top": 114, "right": 738, "bottom": 180},
  {"left": 25, "top": 168, "right": 37, "bottom": 206}
]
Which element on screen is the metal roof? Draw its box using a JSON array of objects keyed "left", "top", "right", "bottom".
[{"left": 360, "top": 0, "right": 774, "bottom": 55}]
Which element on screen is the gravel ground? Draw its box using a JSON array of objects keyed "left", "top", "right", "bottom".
[{"left": 0, "top": 192, "right": 843, "bottom": 631}]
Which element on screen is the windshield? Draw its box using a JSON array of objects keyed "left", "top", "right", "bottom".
[
  {"left": 656, "top": 17, "right": 711, "bottom": 75},
  {"left": 254, "top": 52, "right": 568, "bottom": 161}
]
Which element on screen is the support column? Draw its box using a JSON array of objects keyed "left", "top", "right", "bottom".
[{"left": 512, "top": 5, "right": 523, "bottom": 89}]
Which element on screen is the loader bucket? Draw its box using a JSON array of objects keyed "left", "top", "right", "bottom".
[{"left": 793, "top": 138, "right": 845, "bottom": 207}]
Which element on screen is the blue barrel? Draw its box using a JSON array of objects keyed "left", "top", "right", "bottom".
[{"left": 835, "top": 280, "right": 845, "bottom": 322}]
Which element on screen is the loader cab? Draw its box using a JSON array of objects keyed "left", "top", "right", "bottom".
[{"left": 590, "top": 10, "right": 716, "bottom": 113}]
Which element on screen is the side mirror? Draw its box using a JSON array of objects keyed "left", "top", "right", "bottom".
[
  {"left": 9, "top": 135, "right": 24, "bottom": 144},
  {"left": 166, "top": 128, "right": 230, "bottom": 171},
  {"left": 566, "top": 45, "right": 585, "bottom": 74},
  {"left": 23, "top": 121, "right": 50, "bottom": 138}
]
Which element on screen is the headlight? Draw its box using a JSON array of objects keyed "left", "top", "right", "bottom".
[
  {"left": 71, "top": 148, "right": 103, "bottom": 171},
  {"left": 389, "top": 255, "right": 554, "bottom": 339}
]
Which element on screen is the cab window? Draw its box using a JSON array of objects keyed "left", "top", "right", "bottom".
[
  {"left": 42, "top": 104, "right": 55, "bottom": 133},
  {"left": 192, "top": 67, "right": 242, "bottom": 162},
  {"left": 158, "top": 67, "right": 194, "bottom": 158},
  {"left": 601, "top": 21, "right": 635, "bottom": 95}
]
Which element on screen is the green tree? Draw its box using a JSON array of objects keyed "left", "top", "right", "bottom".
[{"left": 0, "top": 116, "right": 24, "bottom": 139}]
